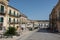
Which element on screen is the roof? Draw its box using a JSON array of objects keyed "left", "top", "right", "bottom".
[
  {"left": 7, "top": 0, "right": 9, "bottom": 1},
  {"left": 20, "top": 13, "right": 27, "bottom": 18},
  {"left": 33, "top": 20, "right": 49, "bottom": 22},
  {"left": 8, "top": 5, "right": 28, "bottom": 18},
  {"left": 8, "top": 5, "right": 20, "bottom": 11}
]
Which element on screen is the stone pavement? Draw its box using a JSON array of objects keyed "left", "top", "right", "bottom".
[
  {"left": 17, "top": 29, "right": 38, "bottom": 40},
  {"left": 25, "top": 32, "right": 60, "bottom": 40},
  {"left": 1, "top": 29, "right": 60, "bottom": 40},
  {"left": 0, "top": 29, "right": 38, "bottom": 40},
  {"left": 25, "top": 29, "right": 60, "bottom": 40}
]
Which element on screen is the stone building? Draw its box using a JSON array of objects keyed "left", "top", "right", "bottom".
[
  {"left": 19, "top": 13, "right": 28, "bottom": 31},
  {"left": 0, "top": 0, "right": 28, "bottom": 34},
  {"left": 36, "top": 20, "right": 49, "bottom": 28},
  {"left": 49, "top": 0, "right": 60, "bottom": 32}
]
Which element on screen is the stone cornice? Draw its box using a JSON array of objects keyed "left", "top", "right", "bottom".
[{"left": 0, "top": 2, "right": 6, "bottom": 5}]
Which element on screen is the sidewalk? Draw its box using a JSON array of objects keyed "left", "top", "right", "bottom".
[
  {"left": 0, "top": 29, "right": 38, "bottom": 40},
  {"left": 0, "top": 30, "right": 29, "bottom": 40}
]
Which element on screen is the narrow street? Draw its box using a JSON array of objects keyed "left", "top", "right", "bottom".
[{"left": 18, "top": 28, "right": 60, "bottom": 40}]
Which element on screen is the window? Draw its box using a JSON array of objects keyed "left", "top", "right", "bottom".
[
  {"left": 0, "top": 5, "right": 4, "bottom": 13},
  {"left": 17, "top": 13, "right": 18, "bottom": 17},
  {"left": 17, "top": 19, "right": 18, "bottom": 22},
  {"left": 9, "top": 10, "right": 11, "bottom": 14},
  {"left": 0, "top": 17, "right": 3, "bottom": 22},
  {"left": 59, "top": 11, "right": 60, "bottom": 20},
  {"left": 14, "top": 11, "right": 15, "bottom": 16},
  {"left": 13, "top": 18, "right": 15, "bottom": 23},
  {"left": 9, "top": 18, "right": 11, "bottom": 22}
]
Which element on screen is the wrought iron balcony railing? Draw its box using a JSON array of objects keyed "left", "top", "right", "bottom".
[
  {"left": 9, "top": 21, "right": 20, "bottom": 24},
  {"left": 0, "top": 11, "right": 5, "bottom": 15},
  {"left": 9, "top": 13, "right": 20, "bottom": 17}
]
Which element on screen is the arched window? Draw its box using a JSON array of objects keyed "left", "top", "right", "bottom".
[
  {"left": 9, "top": 10, "right": 11, "bottom": 14},
  {"left": 13, "top": 18, "right": 15, "bottom": 23},
  {"left": 0, "top": 17, "right": 3, "bottom": 30},
  {"left": 0, "top": 17, "right": 3, "bottom": 22},
  {"left": 9, "top": 18, "right": 11, "bottom": 22},
  {"left": 0, "top": 5, "right": 4, "bottom": 13},
  {"left": 14, "top": 11, "right": 15, "bottom": 16}
]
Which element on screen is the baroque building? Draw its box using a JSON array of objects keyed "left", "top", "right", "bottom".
[
  {"left": 0, "top": 0, "right": 28, "bottom": 33},
  {"left": 49, "top": 0, "right": 60, "bottom": 32}
]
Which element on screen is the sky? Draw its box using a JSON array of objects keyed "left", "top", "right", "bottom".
[{"left": 9, "top": 0, "right": 58, "bottom": 20}]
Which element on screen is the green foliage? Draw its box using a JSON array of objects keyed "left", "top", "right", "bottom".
[{"left": 4, "top": 27, "right": 17, "bottom": 36}]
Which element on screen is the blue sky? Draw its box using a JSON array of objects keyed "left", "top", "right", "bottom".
[{"left": 9, "top": 0, "right": 58, "bottom": 20}]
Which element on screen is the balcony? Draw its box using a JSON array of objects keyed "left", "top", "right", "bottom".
[
  {"left": 16, "top": 15, "right": 20, "bottom": 18},
  {"left": 9, "top": 13, "right": 20, "bottom": 18},
  {"left": 0, "top": 22, "right": 3, "bottom": 24},
  {"left": 15, "top": 21, "right": 20, "bottom": 24},
  {"left": 9, "top": 21, "right": 20, "bottom": 24},
  {"left": 0, "top": 11, "right": 5, "bottom": 15},
  {"left": 9, "top": 13, "right": 15, "bottom": 17}
]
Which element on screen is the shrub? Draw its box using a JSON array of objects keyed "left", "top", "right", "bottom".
[
  {"left": 4, "top": 27, "right": 17, "bottom": 36},
  {"left": 27, "top": 27, "right": 33, "bottom": 31},
  {"left": 34, "top": 27, "right": 38, "bottom": 29}
]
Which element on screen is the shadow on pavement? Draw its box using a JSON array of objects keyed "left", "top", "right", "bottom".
[
  {"left": 37, "top": 28, "right": 51, "bottom": 33},
  {"left": 37, "top": 28, "right": 60, "bottom": 35}
]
